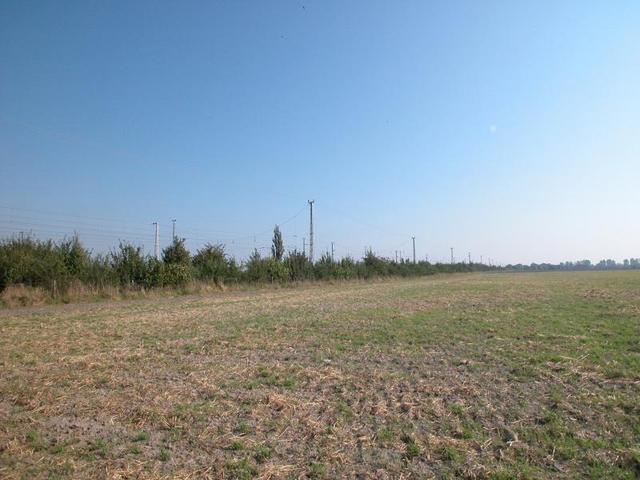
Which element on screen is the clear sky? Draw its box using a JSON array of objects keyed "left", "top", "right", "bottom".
[{"left": 1, "top": 1, "right": 639, "bottom": 264}]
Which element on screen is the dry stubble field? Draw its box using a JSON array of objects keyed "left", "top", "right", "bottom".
[{"left": 1, "top": 271, "right": 639, "bottom": 479}]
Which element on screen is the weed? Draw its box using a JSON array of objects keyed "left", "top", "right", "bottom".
[
  {"left": 335, "top": 401, "right": 354, "bottom": 421},
  {"left": 309, "top": 462, "right": 327, "bottom": 478},
  {"left": 26, "top": 430, "right": 47, "bottom": 451},
  {"left": 48, "top": 442, "right": 65, "bottom": 455},
  {"left": 438, "top": 444, "right": 463, "bottom": 463},
  {"left": 225, "top": 459, "right": 257, "bottom": 479},
  {"left": 400, "top": 434, "right": 420, "bottom": 460},
  {"left": 254, "top": 444, "right": 272, "bottom": 463},
  {"left": 449, "top": 402, "right": 464, "bottom": 416},
  {"left": 377, "top": 427, "right": 394, "bottom": 442},
  {"left": 158, "top": 448, "right": 171, "bottom": 461},
  {"left": 229, "top": 441, "right": 244, "bottom": 451},
  {"left": 132, "top": 431, "right": 149, "bottom": 442},
  {"left": 183, "top": 343, "right": 198, "bottom": 354},
  {"left": 89, "top": 438, "right": 110, "bottom": 458},
  {"left": 235, "top": 421, "right": 252, "bottom": 435}
]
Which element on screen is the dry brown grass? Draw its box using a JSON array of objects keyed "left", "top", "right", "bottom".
[
  {"left": 0, "top": 284, "right": 48, "bottom": 308},
  {"left": 0, "top": 272, "right": 639, "bottom": 479}
]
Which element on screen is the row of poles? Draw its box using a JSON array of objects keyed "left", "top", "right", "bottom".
[{"left": 151, "top": 203, "right": 493, "bottom": 266}]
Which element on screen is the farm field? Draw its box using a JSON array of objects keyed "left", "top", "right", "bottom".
[{"left": 0, "top": 271, "right": 639, "bottom": 479}]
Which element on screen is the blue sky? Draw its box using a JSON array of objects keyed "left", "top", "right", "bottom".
[{"left": 1, "top": 1, "right": 639, "bottom": 264}]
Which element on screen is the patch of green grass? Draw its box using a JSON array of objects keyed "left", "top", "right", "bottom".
[
  {"left": 243, "top": 380, "right": 260, "bottom": 390},
  {"left": 509, "top": 364, "right": 538, "bottom": 380},
  {"left": 89, "top": 438, "right": 110, "bottom": 458},
  {"left": 335, "top": 400, "right": 354, "bottom": 421},
  {"left": 225, "top": 459, "right": 257, "bottom": 479},
  {"left": 308, "top": 462, "right": 327, "bottom": 478},
  {"left": 460, "top": 426, "right": 475, "bottom": 440},
  {"left": 489, "top": 467, "right": 520, "bottom": 480},
  {"left": 48, "top": 442, "right": 65, "bottom": 455},
  {"left": 401, "top": 434, "right": 420, "bottom": 460},
  {"left": 449, "top": 402, "right": 464, "bottom": 416},
  {"left": 94, "top": 376, "right": 109, "bottom": 387},
  {"left": 253, "top": 444, "right": 272, "bottom": 463},
  {"left": 376, "top": 427, "right": 394, "bottom": 442},
  {"left": 229, "top": 441, "right": 244, "bottom": 451},
  {"left": 438, "top": 444, "right": 463, "bottom": 463},
  {"left": 183, "top": 343, "right": 198, "bottom": 354},
  {"left": 132, "top": 431, "right": 149, "bottom": 442},
  {"left": 254, "top": 366, "right": 297, "bottom": 389},
  {"left": 26, "top": 430, "right": 47, "bottom": 451},
  {"left": 48, "top": 461, "right": 74, "bottom": 478},
  {"left": 404, "top": 441, "right": 420, "bottom": 460},
  {"left": 170, "top": 401, "right": 216, "bottom": 421},
  {"left": 158, "top": 447, "right": 171, "bottom": 461},
  {"left": 165, "top": 427, "right": 186, "bottom": 442},
  {"left": 235, "top": 421, "right": 252, "bottom": 435}
]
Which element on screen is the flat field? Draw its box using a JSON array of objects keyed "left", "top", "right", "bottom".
[{"left": 1, "top": 271, "right": 639, "bottom": 479}]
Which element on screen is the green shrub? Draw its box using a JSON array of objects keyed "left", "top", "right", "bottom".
[
  {"left": 314, "top": 253, "right": 342, "bottom": 280},
  {"left": 161, "top": 263, "right": 192, "bottom": 287},
  {"left": 110, "top": 242, "right": 147, "bottom": 287},
  {"left": 0, "top": 235, "right": 100, "bottom": 294},
  {"left": 143, "top": 258, "right": 164, "bottom": 288},
  {"left": 285, "top": 250, "right": 313, "bottom": 281},
  {"left": 193, "top": 243, "right": 238, "bottom": 283},
  {"left": 264, "top": 257, "right": 288, "bottom": 283},
  {"left": 244, "top": 250, "right": 288, "bottom": 283},
  {"left": 162, "top": 238, "right": 190, "bottom": 266}
]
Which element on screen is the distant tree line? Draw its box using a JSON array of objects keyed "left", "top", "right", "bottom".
[
  {"left": 504, "top": 259, "right": 640, "bottom": 271},
  {"left": 0, "top": 226, "right": 495, "bottom": 299}
]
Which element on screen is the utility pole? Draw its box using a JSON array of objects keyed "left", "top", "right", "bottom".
[
  {"left": 171, "top": 219, "right": 176, "bottom": 241},
  {"left": 395, "top": 250, "right": 398, "bottom": 263},
  {"left": 302, "top": 237, "right": 306, "bottom": 256},
  {"left": 480, "top": 255, "right": 483, "bottom": 265},
  {"left": 450, "top": 247, "right": 454, "bottom": 264},
  {"left": 468, "top": 252, "right": 471, "bottom": 264},
  {"left": 308, "top": 200, "right": 315, "bottom": 263},
  {"left": 412, "top": 236, "right": 416, "bottom": 264},
  {"left": 153, "top": 222, "right": 160, "bottom": 260},
  {"left": 331, "top": 241, "right": 335, "bottom": 261}
]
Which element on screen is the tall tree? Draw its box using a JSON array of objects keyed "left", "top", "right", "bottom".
[
  {"left": 271, "top": 225, "right": 284, "bottom": 261},
  {"left": 162, "top": 238, "right": 190, "bottom": 265}
]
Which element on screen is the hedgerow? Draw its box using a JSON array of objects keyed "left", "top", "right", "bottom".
[{"left": 0, "top": 232, "right": 494, "bottom": 302}]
